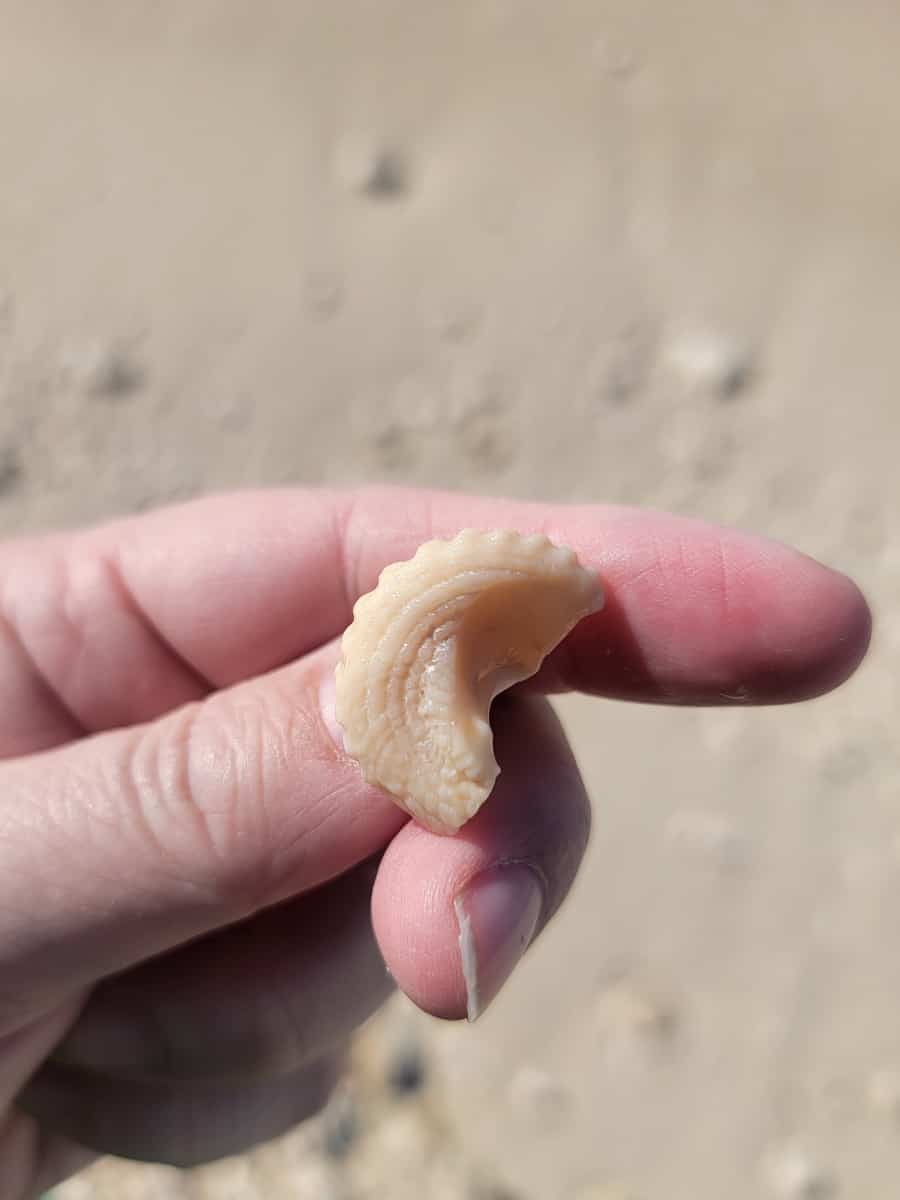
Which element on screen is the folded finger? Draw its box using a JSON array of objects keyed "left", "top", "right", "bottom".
[
  {"left": 53, "top": 858, "right": 391, "bottom": 1083},
  {"left": 19, "top": 1053, "right": 340, "bottom": 1168}
]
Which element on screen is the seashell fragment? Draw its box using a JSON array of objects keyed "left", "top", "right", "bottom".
[{"left": 334, "top": 530, "right": 603, "bottom": 835}]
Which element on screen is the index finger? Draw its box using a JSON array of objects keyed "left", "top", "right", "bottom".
[{"left": 0, "top": 486, "right": 870, "bottom": 752}]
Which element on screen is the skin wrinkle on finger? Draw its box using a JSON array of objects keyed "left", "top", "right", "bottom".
[
  {"left": 104, "top": 543, "right": 213, "bottom": 696},
  {"left": 0, "top": 745, "right": 214, "bottom": 1031},
  {"left": 332, "top": 489, "right": 361, "bottom": 623},
  {"left": 0, "top": 611, "right": 83, "bottom": 758},
  {"left": 317, "top": 666, "right": 346, "bottom": 751},
  {"left": 126, "top": 670, "right": 352, "bottom": 920},
  {"left": 102, "top": 492, "right": 350, "bottom": 687},
  {"left": 0, "top": 537, "right": 208, "bottom": 744}
]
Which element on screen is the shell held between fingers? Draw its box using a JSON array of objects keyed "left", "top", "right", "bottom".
[{"left": 334, "top": 529, "right": 603, "bottom": 835}]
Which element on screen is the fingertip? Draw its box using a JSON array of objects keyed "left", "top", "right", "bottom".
[
  {"left": 748, "top": 552, "right": 873, "bottom": 703},
  {"left": 371, "top": 829, "right": 470, "bottom": 1021},
  {"left": 846, "top": 577, "right": 875, "bottom": 661},
  {"left": 809, "top": 568, "right": 873, "bottom": 694},
  {"left": 371, "top": 695, "right": 589, "bottom": 1022},
  {"left": 540, "top": 522, "right": 874, "bottom": 706}
]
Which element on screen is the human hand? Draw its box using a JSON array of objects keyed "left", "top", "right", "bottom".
[{"left": 0, "top": 487, "right": 870, "bottom": 1194}]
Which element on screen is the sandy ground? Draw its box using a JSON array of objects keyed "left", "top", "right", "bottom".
[{"left": 1, "top": 2, "right": 899, "bottom": 1197}]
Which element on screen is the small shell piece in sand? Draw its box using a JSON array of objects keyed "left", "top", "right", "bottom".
[{"left": 334, "top": 530, "right": 602, "bottom": 835}]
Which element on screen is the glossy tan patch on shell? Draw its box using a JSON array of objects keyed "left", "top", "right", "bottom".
[{"left": 334, "top": 530, "right": 603, "bottom": 835}]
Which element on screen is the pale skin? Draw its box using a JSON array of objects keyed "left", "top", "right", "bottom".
[{"left": 0, "top": 487, "right": 870, "bottom": 1195}]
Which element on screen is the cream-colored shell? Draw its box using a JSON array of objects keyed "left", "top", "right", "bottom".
[{"left": 334, "top": 529, "right": 603, "bottom": 835}]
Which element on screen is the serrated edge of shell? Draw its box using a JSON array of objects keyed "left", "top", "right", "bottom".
[
  {"left": 343, "top": 528, "right": 601, "bottom": 632},
  {"left": 334, "top": 528, "right": 603, "bottom": 746}
]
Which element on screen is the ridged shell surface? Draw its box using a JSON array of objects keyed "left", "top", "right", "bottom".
[{"left": 334, "top": 530, "right": 603, "bottom": 835}]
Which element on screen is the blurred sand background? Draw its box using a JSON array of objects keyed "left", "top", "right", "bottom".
[{"left": 2, "top": 2, "right": 898, "bottom": 1197}]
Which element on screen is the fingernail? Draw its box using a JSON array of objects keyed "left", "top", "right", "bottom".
[
  {"left": 453, "top": 864, "right": 544, "bottom": 1022},
  {"left": 318, "top": 669, "right": 345, "bottom": 752}
]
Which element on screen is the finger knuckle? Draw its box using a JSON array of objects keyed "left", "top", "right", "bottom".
[{"left": 127, "top": 691, "right": 292, "bottom": 919}]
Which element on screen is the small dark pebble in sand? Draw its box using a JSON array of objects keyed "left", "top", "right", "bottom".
[
  {"left": 321, "top": 1089, "right": 360, "bottom": 1160},
  {"left": 0, "top": 445, "right": 22, "bottom": 494},
  {"left": 387, "top": 1042, "right": 427, "bottom": 1095}
]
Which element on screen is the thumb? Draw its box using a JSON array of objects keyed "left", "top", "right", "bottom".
[{"left": 0, "top": 644, "right": 402, "bottom": 1032}]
